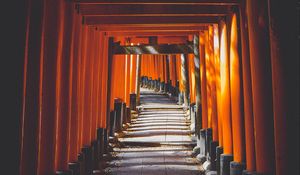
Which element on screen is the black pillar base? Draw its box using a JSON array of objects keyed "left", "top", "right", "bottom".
[
  {"left": 178, "top": 92, "right": 183, "bottom": 105},
  {"left": 230, "top": 161, "right": 246, "bottom": 175},
  {"left": 242, "top": 170, "right": 257, "bottom": 175},
  {"left": 216, "top": 146, "right": 223, "bottom": 174},
  {"left": 209, "top": 141, "right": 219, "bottom": 171},
  {"left": 68, "top": 162, "right": 80, "bottom": 175},
  {"left": 78, "top": 153, "right": 85, "bottom": 175},
  {"left": 130, "top": 93, "right": 137, "bottom": 111},
  {"left": 206, "top": 171, "right": 218, "bottom": 175},
  {"left": 220, "top": 154, "right": 233, "bottom": 175},
  {"left": 196, "top": 153, "right": 207, "bottom": 164},
  {"left": 55, "top": 170, "right": 72, "bottom": 175},
  {"left": 82, "top": 146, "right": 93, "bottom": 175},
  {"left": 103, "top": 128, "right": 108, "bottom": 154}
]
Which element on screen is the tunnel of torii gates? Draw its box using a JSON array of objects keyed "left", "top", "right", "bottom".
[{"left": 18, "top": 0, "right": 299, "bottom": 175}]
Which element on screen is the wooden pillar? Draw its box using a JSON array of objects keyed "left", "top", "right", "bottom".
[
  {"left": 214, "top": 24, "right": 223, "bottom": 147},
  {"left": 247, "top": 0, "right": 275, "bottom": 173},
  {"left": 106, "top": 37, "right": 114, "bottom": 137},
  {"left": 193, "top": 34, "right": 202, "bottom": 134},
  {"left": 67, "top": 9, "right": 82, "bottom": 163},
  {"left": 268, "top": 0, "right": 299, "bottom": 174},
  {"left": 239, "top": 0, "right": 256, "bottom": 171},
  {"left": 20, "top": 0, "right": 44, "bottom": 174},
  {"left": 37, "top": 0, "right": 63, "bottom": 173},
  {"left": 135, "top": 54, "right": 142, "bottom": 105},
  {"left": 229, "top": 12, "right": 246, "bottom": 171},
  {"left": 208, "top": 25, "right": 218, "bottom": 142},
  {"left": 180, "top": 54, "right": 190, "bottom": 107},
  {"left": 200, "top": 32, "right": 208, "bottom": 129},
  {"left": 165, "top": 55, "right": 170, "bottom": 92},
  {"left": 219, "top": 19, "right": 233, "bottom": 155},
  {"left": 54, "top": 0, "right": 73, "bottom": 170}
]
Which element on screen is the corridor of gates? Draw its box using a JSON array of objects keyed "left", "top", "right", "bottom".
[{"left": 17, "top": 0, "right": 298, "bottom": 175}]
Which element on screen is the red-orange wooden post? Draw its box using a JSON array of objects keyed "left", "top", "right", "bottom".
[
  {"left": 247, "top": 0, "right": 275, "bottom": 174},
  {"left": 268, "top": 0, "right": 299, "bottom": 174},
  {"left": 20, "top": 0, "right": 44, "bottom": 174},
  {"left": 229, "top": 12, "right": 246, "bottom": 174},
  {"left": 135, "top": 54, "right": 142, "bottom": 105},
  {"left": 219, "top": 19, "right": 233, "bottom": 175}
]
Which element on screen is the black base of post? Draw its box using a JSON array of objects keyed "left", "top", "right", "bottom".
[
  {"left": 216, "top": 146, "right": 223, "bottom": 174},
  {"left": 210, "top": 141, "right": 219, "bottom": 171},
  {"left": 196, "top": 129, "right": 207, "bottom": 163},
  {"left": 130, "top": 93, "right": 137, "bottom": 111},
  {"left": 78, "top": 153, "right": 85, "bottom": 175},
  {"left": 97, "top": 128, "right": 104, "bottom": 160},
  {"left": 207, "top": 171, "right": 218, "bottom": 175},
  {"left": 109, "top": 111, "right": 116, "bottom": 137},
  {"left": 230, "top": 161, "right": 246, "bottom": 175},
  {"left": 91, "top": 140, "right": 98, "bottom": 169},
  {"left": 206, "top": 128, "right": 212, "bottom": 157},
  {"left": 82, "top": 146, "right": 93, "bottom": 175},
  {"left": 55, "top": 170, "right": 72, "bottom": 175},
  {"left": 220, "top": 154, "right": 233, "bottom": 175},
  {"left": 189, "top": 103, "right": 196, "bottom": 132},
  {"left": 242, "top": 170, "right": 257, "bottom": 175},
  {"left": 103, "top": 128, "right": 108, "bottom": 155},
  {"left": 68, "top": 162, "right": 80, "bottom": 175},
  {"left": 178, "top": 92, "right": 183, "bottom": 105}
]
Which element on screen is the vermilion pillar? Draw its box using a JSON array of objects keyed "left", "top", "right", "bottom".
[
  {"left": 214, "top": 24, "right": 223, "bottom": 147},
  {"left": 20, "top": 0, "right": 44, "bottom": 174},
  {"left": 193, "top": 34, "right": 201, "bottom": 133},
  {"left": 68, "top": 10, "right": 82, "bottom": 162},
  {"left": 229, "top": 13, "right": 245, "bottom": 164},
  {"left": 268, "top": 0, "right": 299, "bottom": 174},
  {"left": 239, "top": 0, "right": 256, "bottom": 171},
  {"left": 199, "top": 32, "right": 208, "bottom": 129},
  {"left": 247, "top": 0, "right": 275, "bottom": 174},
  {"left": 180, "top": 54, "right": 190, "bottom": 107},
  {"left": 54, "top": 1, "right": 74, "bottom": 170},
  {"left": 205, "top": 30, "right": 212, "bottom": 128},
  {"left": 219, "top": 20, "right": 232, "bottom": 155},
  {"left": 130, "top": 54, "right": 137, "bottom": 94},
  {"left": 208, "top": 26, "right": 218, "bottom": 141},
  {"left": 135, "top": 54, "right": 142, "bottom": 105},
  {"left": 37, "top": 0, "right": 63, "bottom": 173}
]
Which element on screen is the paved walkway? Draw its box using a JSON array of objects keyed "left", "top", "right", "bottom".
[{"left": 104, "top": 88, "right": 203, "bottom": 175}]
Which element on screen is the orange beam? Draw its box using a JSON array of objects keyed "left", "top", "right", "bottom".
[
  {"left": 75, "top": 0, "right": 239, "bottom": 5},
  {"left": 84, "top": 16, "right": 220, "bottom": 25},
  {"left": 79, "top": 4, "right": 230, "bottom": 16},
  {"left": 94, "top": 24, "right": 208, "bottom": 32}
]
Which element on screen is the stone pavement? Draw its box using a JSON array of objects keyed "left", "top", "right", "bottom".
[{"left": 104, "top": 88, "right": 204, "bottom": 175}]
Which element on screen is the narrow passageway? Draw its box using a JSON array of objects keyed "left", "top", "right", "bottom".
[
  {"left": 105, "top": 88, "right": 203, "bottom": 175},
  {"left": 17, "top": 1, "right": 298, "bottom": 175}
]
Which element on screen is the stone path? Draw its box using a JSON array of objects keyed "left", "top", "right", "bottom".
[{"left": 104, "top": 88, "right": 203, "bottom": 175}]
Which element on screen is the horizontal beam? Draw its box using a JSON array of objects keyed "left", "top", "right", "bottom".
[
  {"left": 113, "top": 42, "right": 194, "bottom": 55},
  {"left": 79, "top": 4, "right": 231, "bottom": 16},
  {"left": 120, "top": 36, "right": 190, "bottom": 44},
  {"left": 75, "top": 0, "right": 239, "bottom": 5},
  {"left": 94, "top": 24, "right": 208, "bottom": 32},
  {"left": 85, "top": 16, "right": 220, "bottom": 25},
  {"left": 106, "top": 31, "right": 200, "bottom": 37}
]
